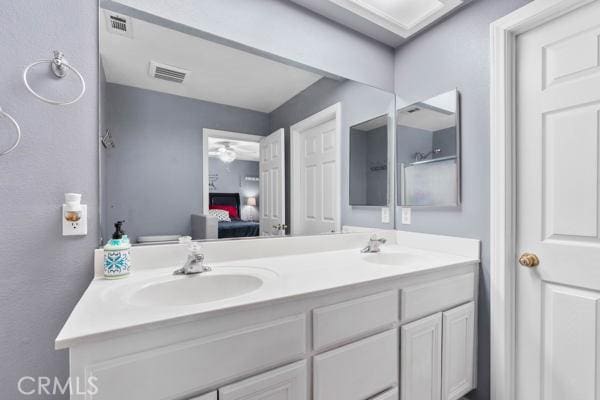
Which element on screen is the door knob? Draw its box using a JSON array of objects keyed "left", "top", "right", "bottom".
[{"left": 519, "top": 252, "right": 540, "bottom": 267}]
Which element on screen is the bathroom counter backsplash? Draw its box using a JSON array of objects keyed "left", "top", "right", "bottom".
[{"left": 58, "top": 230, "right": 479, "bottom": 349}]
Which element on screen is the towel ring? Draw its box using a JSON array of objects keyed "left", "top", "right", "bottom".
[
  {"left": 23, "top": 51, "right": 86, "bottom": 106},
  {"left": 0, "top": 107, "right": 22, "bottom": 156}
]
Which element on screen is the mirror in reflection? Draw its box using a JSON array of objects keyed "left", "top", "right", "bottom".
[
  {"left": 396, "top": 90, "right": 460, "bottom": 207},
  {"left": 349, "top": 115, "right": 389, "bottom": 206}
]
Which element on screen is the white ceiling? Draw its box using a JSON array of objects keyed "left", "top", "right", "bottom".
[
  {"left": 353, "top": 114, "right": 388, "bottom": 131},
  {"left": 208, "top": 138, "right": 260, "bottom": 162},
  {"left": 99, "top": 10, "right": 323, "bottom": 113},
  {"left": 289, "top": 0, "right": 471, "bottom": 47},
  {"left": 397, "top": 106, "right": 455, "bottom": 132}
]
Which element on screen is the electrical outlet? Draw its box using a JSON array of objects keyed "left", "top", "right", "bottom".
[
  {"left": 381, "top": 207, "right": 390, "bottom": 223},
  {"left": 62, "top": 204, "right": 87, "bottom": 236},
  {"left": 401, "top": 207, "right": 411, "bottom": 225}
]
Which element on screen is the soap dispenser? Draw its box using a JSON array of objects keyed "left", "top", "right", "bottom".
[{"left": 103, "top": 221, "right": 131, "bottom": 279}]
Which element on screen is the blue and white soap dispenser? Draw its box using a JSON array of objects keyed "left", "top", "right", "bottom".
[{"left": 103, "top": 220, "right": 131, "bottom": 279}]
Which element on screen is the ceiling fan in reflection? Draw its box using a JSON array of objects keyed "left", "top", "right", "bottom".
[{"left": 209, "top": 142, "right": 237, "bottom": 163}]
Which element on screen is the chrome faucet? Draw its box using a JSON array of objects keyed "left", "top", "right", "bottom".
[
  {"left": 361, "top": 235, "right": 387, "bottom": 253},
  {"left": 174, "top": 241, "right": 211, "bottom": 275}
]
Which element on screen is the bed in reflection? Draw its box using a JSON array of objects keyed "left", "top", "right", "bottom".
[{"left": 208, "top": 193, "right": 259, "bottom": 239}]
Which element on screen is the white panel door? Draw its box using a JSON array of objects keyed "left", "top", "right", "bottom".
[
  {"left": 401, "top": 313, "right": 442, "bottom": 400},
  {"left": 219, "top": 361, "right": 307, "bottom": 400},
  {"left": 297, "top": 118, "right": 338, "bottom": 235},
  {"left": 441, "top": 302, "right": 475, "bottom": 400},
  {"left": 516, "top": 2, "right": 600, "bottom": 400},
  {"left": 260, "top": 128, "right": 285, "bottom": 236}
]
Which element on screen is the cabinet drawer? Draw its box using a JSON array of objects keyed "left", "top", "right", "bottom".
[
  {"left": 219, "top": 360, "right": 307, "bottom": 400},
  {"left": 313, "top": 329, "right": 398, "bottom": 400},
  {"left": 313, "top": 291, "right": 398, "bottom": 351},
  {"left": 401, "top": 273, "right": 475, "bottom": 321},
  {"left": 88, "top": 315, "right": 306, "bottom": 400},
  {"left": 370, "top": 387, "right": 399, "bottom": 400}
]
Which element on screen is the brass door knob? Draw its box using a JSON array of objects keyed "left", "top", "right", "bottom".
[{"left": 519, "top": 253, "right": 540, "bottom": 267}]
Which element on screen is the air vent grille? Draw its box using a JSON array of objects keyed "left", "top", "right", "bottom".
[
  {"left": 110, "top": 16, "right": 127, "bottom": 32},
  {"left": 104, "top": 11, "right": 133, "bottom": 38},
  {"left": 149, "top": 61, "right": 190, "bottom": 84},
  {"left": 407, "top": 107, "right": 421, "bottom": 114},
  {"left": 154, "top": 66, "right": 187, "bottom": 83}
]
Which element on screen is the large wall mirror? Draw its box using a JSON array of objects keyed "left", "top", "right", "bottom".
[
  {"left": 98, "top": 3, "right": 395, "bottom": 245},
  {"left": 396, "top": 90, "right": 460, "bottom": 208}
]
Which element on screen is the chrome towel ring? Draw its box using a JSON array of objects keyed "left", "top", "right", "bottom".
[
  {"left": 23, "top": 51, "right": 86, "bottom": 106},
  {"left": 0, "top": 107, "right": 22, "bottom": 156}
]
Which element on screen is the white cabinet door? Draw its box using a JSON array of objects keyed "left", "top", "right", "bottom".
[
  {"left": 401, "top": 313, "right": 442, "bottom": 400},
  {"left": 219, "top": 360, "right": 307, "bottom": 400},
  {"left": 189, "top": 392, "right": 217, "bottom": 400},
  {"left": 442, "top": 302, "right": 475, "bottom": 400}
]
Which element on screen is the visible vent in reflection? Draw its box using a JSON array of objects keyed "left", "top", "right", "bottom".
[
  {"left": 149, "top": 61, "right": 190, "bottom": 84},
  {"left": 110, "top": 16, "right": 127, "bottom": 32},
  {"left": 104, "top": 11, "right": 133, "bottom": 38},
  {"left": 407, "top": 107, "right": 421, "bottom": 114}
]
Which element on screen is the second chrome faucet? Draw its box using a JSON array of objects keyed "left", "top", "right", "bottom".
[{"left": 361, "top": 235, "right": 387, "bottom": 253}]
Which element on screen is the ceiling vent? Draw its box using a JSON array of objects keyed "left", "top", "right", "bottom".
[
  {"left": 149, "top": 61, "right": 190, "bottom": 84},
  {"left": 407, "top": 107, "right": 421, "bottom": 114},
  {"left": 104, "top": 10, "right": 133, "bottom": 38}
]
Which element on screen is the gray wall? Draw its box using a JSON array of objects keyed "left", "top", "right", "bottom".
[
  {"left": 209, "top": 158, "right": 260, "bottom": 221},
  {"left": 269, "top": 77, "right": 395, "bottom": 230},
  {"left": 349, "top": 131, "right": 368, "bottom": 205},
  {"left": 105, "top": 0, "right": 395, "bottom": 91},
  {"left": 393, "top": 0, "right": 531, "bottom": 398},
  {"left": 350, "top": 126, "right": 388, "bottom": 206},
  {"left": 365, "top": 127, "right": 388, "bottom": 206},
  {"left": 0, "top": 1, "right": 99, "bottom": 398},
  {"left": 103, "top": 83, "right": 269, "bottom": 242}
]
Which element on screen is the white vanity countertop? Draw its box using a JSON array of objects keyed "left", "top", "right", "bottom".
[{"left": 56, "top": 234, "right": 479, "bottom": 349}]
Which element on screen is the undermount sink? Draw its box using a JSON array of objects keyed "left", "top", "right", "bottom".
[
  {"left": 126, "top": 273, "right": 264, "bottom": 307},
  {"left": 362, "top": 252, "right": 419, "bottom": 266}
]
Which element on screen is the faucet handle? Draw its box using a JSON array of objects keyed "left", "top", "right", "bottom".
[
  {"left": 188, "top": 243, "right": 205, "bottom": 262},
  {"left": 370, "top": 234, "right": 386, "bottom": 243}
]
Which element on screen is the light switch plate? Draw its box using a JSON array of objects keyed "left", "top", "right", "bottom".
[
  {"left": 62, "top": 205, "right": 87, "bottom": 236},
  {"left": 381, "top": 207, "right": 390, "bottom": 223},
  {"left": 401, "top": 207, "right": 411, "bottom": 224}
]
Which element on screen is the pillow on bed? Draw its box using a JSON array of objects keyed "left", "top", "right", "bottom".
[
  {"left": 208, "top": 209, "right": 231, "bottom": 222},
  {"left": 210, "top": 204, "right": 239, "bottom": 219}
]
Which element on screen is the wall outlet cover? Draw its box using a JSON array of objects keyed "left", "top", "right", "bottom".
[
  {"left": 381, "top": 207, "right": 390, "bottom": 223},
  {"left": 62, "top": 204, "right": 88, "bottom": 236},
  {"left": 401, "top": 207, "right": 411, "bottom": 224}
]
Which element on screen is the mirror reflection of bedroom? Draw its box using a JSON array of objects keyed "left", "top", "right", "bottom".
[{"left": 99, "top": 10, "right": 395, "bottom": 244}]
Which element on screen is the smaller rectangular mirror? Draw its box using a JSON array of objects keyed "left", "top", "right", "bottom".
[
  {"left": 396, "top": 90, "right": 460, "bottom": 207},
  {"left": 349, "top": 114, "right": 389, "bottom": 206}
]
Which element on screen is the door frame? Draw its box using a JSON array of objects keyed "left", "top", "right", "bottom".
[
  {"left": 289, "top": 103, "right": 342, "bottom": 236},
  {"left": 202, "top": 128, "right": 264, "bottom": 214},
  {"left": 489, "top": 1, "right": 597, "bottom": 399}
]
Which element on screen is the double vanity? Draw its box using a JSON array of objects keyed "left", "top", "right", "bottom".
[{"left": 57, "top": 231, "right": 479, "bottom": 400}]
